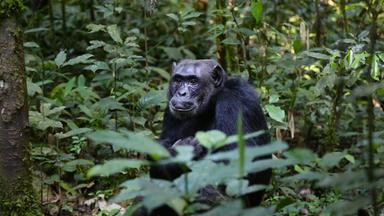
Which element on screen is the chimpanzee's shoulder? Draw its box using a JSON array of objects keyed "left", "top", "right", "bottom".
[{"left": 221, "top": 77, "right": 260, "bottom": 102}]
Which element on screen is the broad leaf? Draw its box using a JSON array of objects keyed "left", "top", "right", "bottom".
[
  {"left": 251, "top": 0, "right": 263, "bottom": 24},
  {"left": 107, "top": 24, "right": 123, "bottom": 44},
  {"left": 55, "top": 50, "right": 67, "bottom": 67},
  {"left": 88, "top": 130, "right": 170, "bottom": 157},
  {"left": 196, "top": 130, "right": 227, "bottom": 149},
  {"left": 88, "top": 159, "right": 148, "bottom": 176},
  {"left": 56, "top": 128, "right": 93, "bottom": 139},
  {"left": 63, "top": 54, "right": 93, "bottom": 66},
  {"left": 265, "top": 105, "right": 285, "bottom": 123},
  {"left": 63, "top": 159, "right": 94, "bottom": 172}
]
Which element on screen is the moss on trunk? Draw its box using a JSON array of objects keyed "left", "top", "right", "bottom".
[
  {"left": 0, "top": 177, "right": 42, "bottom": 216},
  {"left": 0, "top": 11, "right": 42, "bottom": 216}
]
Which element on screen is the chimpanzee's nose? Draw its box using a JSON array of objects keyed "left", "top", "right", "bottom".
[{"left": 178, "top": 90, "right": 187, "bottom": 97}]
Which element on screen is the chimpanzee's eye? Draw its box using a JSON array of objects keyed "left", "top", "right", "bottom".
[
  {"left": 173, "top": 77, "right": 181, "bottom": 83},
  {"left": 190, "top": 78, "right": 198, "bottom": 84}
]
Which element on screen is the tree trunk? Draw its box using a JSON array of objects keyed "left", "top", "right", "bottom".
[{"left": 0, "top": 16, "right": 41, "bottom": 215}]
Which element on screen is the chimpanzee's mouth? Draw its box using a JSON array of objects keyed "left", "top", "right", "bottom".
[
  {"left": 169, "top": 104, "right": 195, "bottom": 113},
  {"left": 170, "top": 105, "right": 195, "bottom": 112}
]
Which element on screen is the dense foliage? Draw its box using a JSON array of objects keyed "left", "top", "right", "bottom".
[{"left": 21, "top": 0, "right": 383, "bottom": 215}]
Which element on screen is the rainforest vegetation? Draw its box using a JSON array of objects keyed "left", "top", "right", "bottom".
[{"left": 0, "top": 0, "right": 383, "bottom": 215}]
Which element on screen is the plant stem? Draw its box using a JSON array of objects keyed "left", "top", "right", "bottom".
[
  {"left": 365, "top": 1, "right": 380, "bottom": 214},
  {"left": 215, "top": 0, "right": 227, "bottom": 71}
]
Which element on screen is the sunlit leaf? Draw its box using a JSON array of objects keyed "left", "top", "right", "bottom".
[
  {"left": 24, "top": 42, "right": 40, "bottom": 48},
  {"left": 63, "top": 54, "right": 93, "bottom": 66},
  {"left": 304, "top": 51, "right": 330, "bottom": 60},
  {"left": 86, "top": 23, "right": 106, "bottom": 33},
  {"left": 29, "top": 111, "right": 63, "bottom": 130},
  {"left": 283, "top": 148, "right": 317, "bottom": 164},
  {"left": 88, "top": 130, "right": 170, "bottom": 157},
  {"left": 56, "top": 128, "right": 93, "bottom": 139},
  {"left": 63, "top": 159, "right": 94, "bottom": 172},
  {"left": 222, "top": 38, "right": 241, "bottom": 45},
  {"left": 251, "top": 0, "right": 263, "bottom": 24},
  {"left": 265, "top": 105, "right": 285, "bottom": 123},
  {"left": 371, "top": 55, "right": 380, "bottom": 81},
  {"left": 319, "top": 152, "right": 346, "bottom": 169},
  {"left": 138, "top": 90, "right": 167, "bottom": 110},
  {"left": 107, "top": 24, "right": 123, "bottom": 44},
  {"left": 27, "top": 79, "right": 42, "bottom": 96},
  {"left": 196, "top": 130, "right": 227, "bottom": 149},
  {"left": 88, "top": 159, "right": 148, "bottom": 176},
  {"left": 166, "top": 13, "right": 179, "bottom": 21},
  {"left": 149, "top": 66, "right": 170, "bottom": 80},
  {"left": 55, "top": 50, "right": 67, "bottom": 67}
]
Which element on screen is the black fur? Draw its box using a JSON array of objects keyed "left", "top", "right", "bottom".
[
  {"left": 160, "top": 78, "right": 269, "bottom": 150},
  {"left": 146, "top": 60, "right": 271, "bottom": 216}
]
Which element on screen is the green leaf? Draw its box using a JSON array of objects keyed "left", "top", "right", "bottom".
[
  {"left": 29, "top": 111, "right": 63, "bottom": 130},
  {"left": 251, "top": 0, "right": 263, "bottom": 24},
  {"left": 344, "top": 154, "right": 355, "bottom": 164},
  {"left": 167, "top": 198, "right": 187, "bottom": 216},
  {"left": 149, "top": 66, "right": 170, "bottom": 80},
  {"left": 24, "top": 42, "right": 40, "bottom": 48},
  {"left": 371, "top": 55, "right": 380, "bottom": 81},
  {"left": 304, "top": 51, "right": 330, "bottom": 60},
  {"left": 63, "top": 54, "right": 93, "bottom": 66},
  {"left": 55, "top": 50, "right": 67, "bottom": 67},
  {"left": 45, "top": 106, "right": 66, "bottom": 116},
  {"left": 283, "top": 148, "right": 317, "bottom": 164},
  {"left": 237, "top": 114, "right": 245, "bottom": 178},
  {"left": 88, "top": 159, "right": 148, "bottom": 177},
  {"left": 27, "top": 79, "right": 42, "bottom": 96},
  {"left": 79, "top": 105, "right": 93, "bottom": 118},
  {"left": 243, "top": 207, "right": 276, "bottom": 216},
  {"left": 166, "top": 13, "right": 179, "bottom": 21},
  {"left": 183, "top": 11, "right": 202, "bottom": 19},
  {"left": 283, "top": 171, "right": 327, "bottom": 182},
  {"left": 224, "top": 131, "right": 265, "bottom": 147},
  {"left": 208, "top": 141, "right": 288, "bottom": 162},
  {"left": 319, "top": 152, "right": 345, "bottom": 169},
  {"left": 107, "top": 24, "right": 123, "bottom": 44},
  {"left": 63, "top": 159, "right": 94, "bottom": 172},
  {"left": 87, "top": 40, "right": 106, "bottom": 50},
  {"left": 268, "top": 94, "right": 279, "bottom": 103},
  {"left": 124, "top": 37, "right": 139, "bottom": 47},
  {"left": 325, "top": 197, "right": 370, "bottom": 216},
  {"left": 86, "top": 23, "right": 106, "bottom": 33},
  {"left": 200, "top": 200, "right": 243, "bottom": 216},
  {"left": 56, "top": 128, "right": 93, "bottom": 139},
  {"left": 175, "top": 160, "right": 232, "bottom": 195},
  {"left": 63, "top": 77, "right": 76, "bottom": 97},
  {"left": 247, "top": 159, "right": 295, "bottom": 173},
  {"left": 196, "top": 130, "right": 227, "bottom": 149},
  {"left": 293, "top": 39, "right": 302, "bottom": 53},
  {"left": 88, "top": 130, "right": 170, "bottom": 157},
  {"left": 138, "top": 90, "right": 167, "bottom": 110},
  {"left": 84, "top": 61, "right": 110, "bottom": 72},
  {"left": 265, "top": 105, "right": 285, "bottom": 123},
  {"left": 226, "top": 179, "right": 266, "bottom": 196},
  {"left": 181, "top": 21, "right": 197, "bottom": 27},
  {"left": 222, "top": 38, "right": 241, "bottom": 45},
  {"left": 161, "top": 47, "right": 183, "bottom": 60}
]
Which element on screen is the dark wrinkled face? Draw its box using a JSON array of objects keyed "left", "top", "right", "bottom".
[{"left": 168, "top": 60, "right": 226, "bottom": 119}]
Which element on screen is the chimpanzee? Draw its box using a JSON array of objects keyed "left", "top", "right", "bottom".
[{"left": 146, "top": 59, "right": 271, "bottom": 215}]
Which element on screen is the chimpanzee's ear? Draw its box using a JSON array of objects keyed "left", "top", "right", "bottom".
[
  {"left": 172, "top": 62, "right": 177, "bottom": 73},
  {"left": 212, "top": 64, "right": 226, "bottom": 88}
]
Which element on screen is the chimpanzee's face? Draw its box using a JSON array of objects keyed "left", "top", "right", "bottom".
[{"left": 168, "top": 60, "right": 226, "bottom": 119}]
